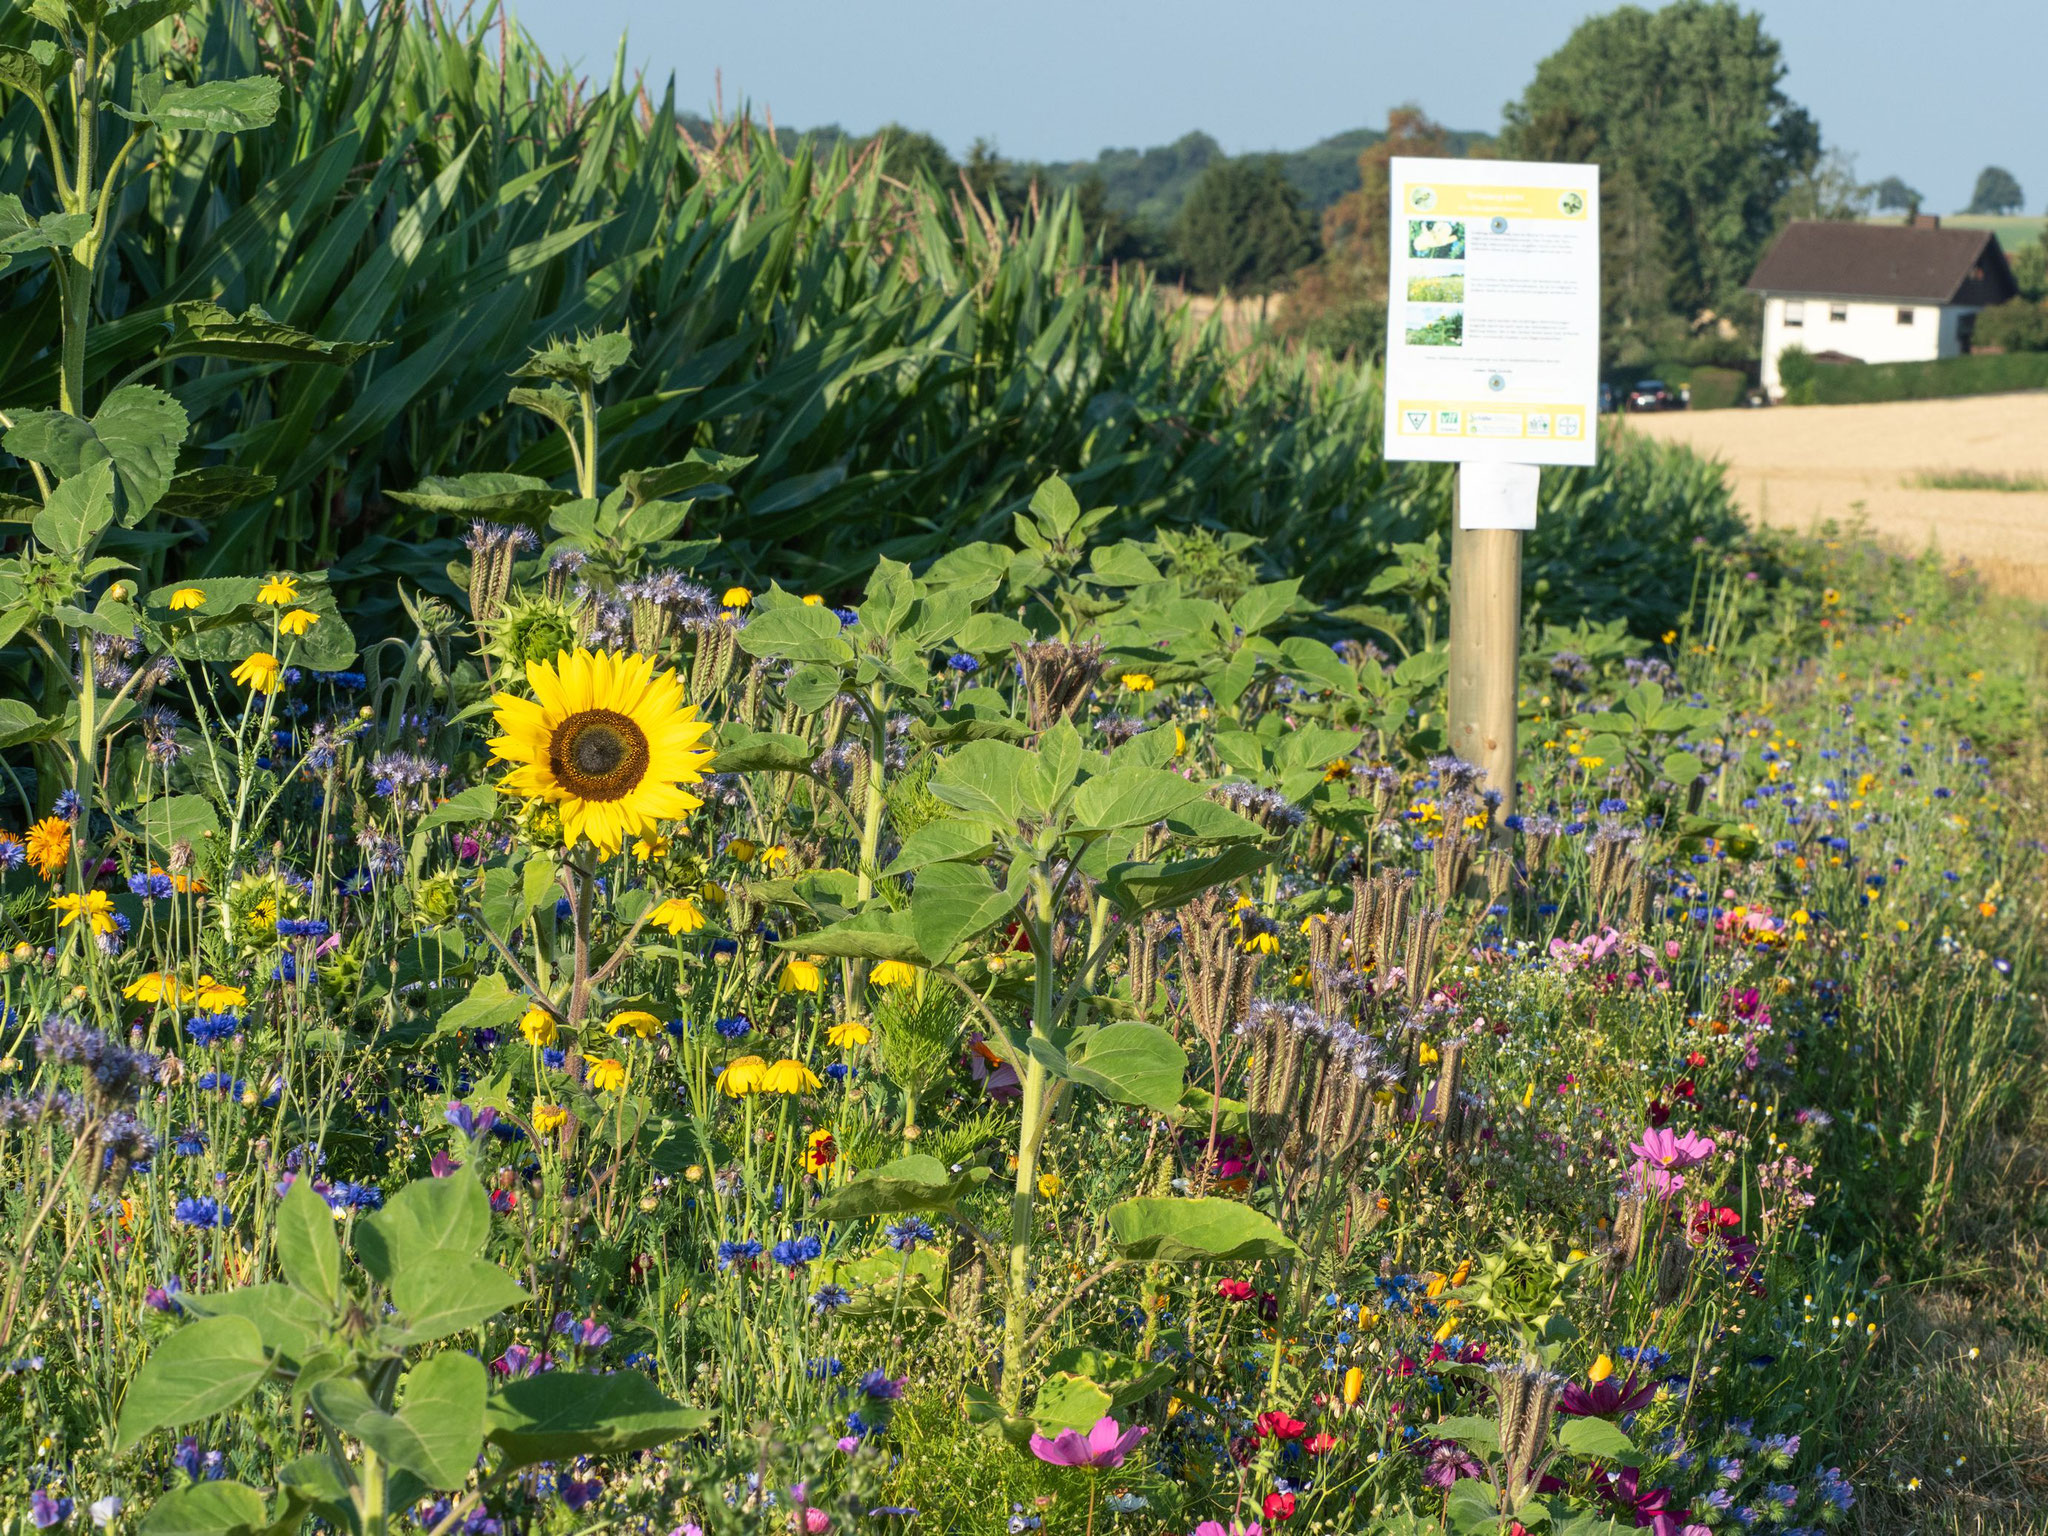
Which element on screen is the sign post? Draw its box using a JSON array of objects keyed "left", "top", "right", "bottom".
[{"left": 1381, "top": 156, "right": 1601, "bottom": 817}]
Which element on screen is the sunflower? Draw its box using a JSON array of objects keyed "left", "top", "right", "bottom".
[
  {"left": 488, "top": 650, "right": 715, "bottom": 856},
  {"left": 26, "top": 817, "right": 71, "bottom": 879}
]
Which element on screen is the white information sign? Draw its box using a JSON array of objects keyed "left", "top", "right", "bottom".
[{"left": 1382, "top": 156, "right": 1600, "bottom": 468}]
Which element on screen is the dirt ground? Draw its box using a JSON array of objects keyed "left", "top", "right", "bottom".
[{"left": 1627, "top": 392, "right": 2048, "bottom": 599}]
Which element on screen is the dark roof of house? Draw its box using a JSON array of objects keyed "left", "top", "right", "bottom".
[{"left": 1746, "top": 222, "right": 2018, "bottom": 305}]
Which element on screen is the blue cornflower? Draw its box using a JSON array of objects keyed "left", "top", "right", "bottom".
[
  {"left": 129, "top": 871, "right": 176, "bottom": 899},
  {"left": 53, "top": 789, "right": 80, "bottom": 821},
  {"left": 717, "top": 1240, "right": 763, "bottom": 1271},
  {"left": 833, "top": 608, "right": 858, "bottom": 628},
  {"left": 173, "top": 1196, "right": 228, "bottom": 1228},
  {"left": 714, "top": 1013, "right": 752, "bottom": 1040},
  {"left": 859, "top": 1368, "right": 905, "bottom": 1401},
  {"left": 884, "top": 1217, "right": 935, "bottom": 1253},
  {"left": 811, "top": 1284, "right": 852, "bottom": 1314},
  {"left": 186, "top": 1013, "right": 242, "bottom": 1047},
  {"left": 806, "top": 1356, "right": 844, "bottom": 1379},
  {"left": 172, "top": 1127, "right": 208, "bottom": 1156},
  {"left": 771, "top": 1234, "right": 823, "bottom": 1270},
  {"left": 945, "top": 653, "right": 980, "bottom": 674}
]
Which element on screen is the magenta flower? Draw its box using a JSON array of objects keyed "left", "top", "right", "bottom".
[
  {"left": 1557, "top": 1371, "right": 1658, "bottom": 1418},
  {"left": 1191, "top": 1523, "right": 1262, "bottom": 1536},
  {"left": 1629, "top": 1126, "right": 1715, "bottom": 1171},
  {"left": 1029, "top": 1415, "right": 1148, "bottom": 1469}
]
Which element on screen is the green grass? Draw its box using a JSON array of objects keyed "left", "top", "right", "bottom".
[{"left": 1908, "top": 469, "right": 2048, "bottom": 493}]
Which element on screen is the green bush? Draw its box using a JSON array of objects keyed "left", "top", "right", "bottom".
[
  {"left": 1776, "top": 344, "right": 1818, "bottom": 392},
  {"left": 1972, "top": 298, "right": 2048, "bottom": 353},
  {"left": 1687, "top": 364, "right": 1748, "bottom": 410},
  {"left": 1793, "top": 349, "right": 2048, "bottom": 404}
]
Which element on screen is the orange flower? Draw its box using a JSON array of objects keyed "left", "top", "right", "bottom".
[{"left": 26, "top": 817, "right": 71, "bottom": 879}]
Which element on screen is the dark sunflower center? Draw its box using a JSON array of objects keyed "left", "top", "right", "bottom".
[{"left": 548, "top": 709, "right": 651, "bottom": 802}]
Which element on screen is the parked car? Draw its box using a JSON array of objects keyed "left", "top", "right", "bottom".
[{"left": 1627, "top": 379, "right": 1681, "bottom": 411}]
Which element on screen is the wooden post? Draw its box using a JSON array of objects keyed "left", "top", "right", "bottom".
[{"left": 1446, "top": 487, "right": 1522, "bottom": 817}]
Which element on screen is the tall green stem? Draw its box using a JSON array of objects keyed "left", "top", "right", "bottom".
[{"left": 999, "top": 882, "right": 1062, "bottom": 1413}]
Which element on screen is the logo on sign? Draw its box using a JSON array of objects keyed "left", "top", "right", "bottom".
[
  {"left": 1436, "top": 409, "right": 1461, "bottom": 433},
  {"left": 1557, "top": 414, "right": 1582, "bottom": 437},
  {"left": 1404, "top": 410, "right": 1430, "bottom": 433}
]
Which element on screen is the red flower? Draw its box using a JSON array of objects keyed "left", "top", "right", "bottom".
[
  {"left": 1256, "top": 1411, "right": 1307, "bottom": 1441},
  {"left": 1304, "top": 1432, "right": 1338, "bottom": 1455},
  {"left": 1263, "top": 1492, "right": 1296, "bottom": 1521},
  {"left": 1216, "top": 1278, "right": 1254, "bottom": 1301},
  {"left": 1686, "top": 1051, "right": 1708, "bottom": 1068}
]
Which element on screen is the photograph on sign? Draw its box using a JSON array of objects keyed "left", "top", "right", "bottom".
[{"left": 1382, "top": 157, "right": 1600, "bottom": 468}]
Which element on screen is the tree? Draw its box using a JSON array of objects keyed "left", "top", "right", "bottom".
[
  {"left": 1872, "top": 175, "right": 1922, "bottom": 215},
  {"left": 863, "top": 124, "right": 957, "bottom": 189},
  {"left": 1778, "top": 149, "right": 1873, "bottom": 223},
  {"left": 1172, "top": 156, "right": 1320, "bottom": 295},
  {"left": 1500, "top": 1, "right": 1819, "bottom": 349},
  {"left": 1967, "top": 166, "right": 2023, "bottom": 216}
]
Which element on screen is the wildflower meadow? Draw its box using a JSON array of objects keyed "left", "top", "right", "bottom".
[{"left": 1, "top": 4, "right": 2045, "bottom": 1536}]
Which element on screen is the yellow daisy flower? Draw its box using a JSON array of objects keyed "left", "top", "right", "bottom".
[
  {"left": 779, "top": 957, "right": 823, "bottom": 994},
  {"left": 169, "top": 588, "right": 206, "bottom": 611},
  {"left": 760, "top": 1058, "right": 822, "bottom": 1095},
  {"left": 721, "top": 586, "right": 752, "bottom": 609},
  {"left": 51, "top": 891, "right": 118, "bottom": 935},
  {"left": 123, "top": 971, "right": 185, "bottom": 1004},
  {"left": 518, "top": 1006, "right": 558, "bottom": 1047},
  {"left": 192, "top": 974, "right": 249, "bottom": 1010},
  {"left": 586, "top": 1056, "right": 627, "bottom": 1093},
  {"left": 870, "top": 958, "right": 921, "bottom": 988},
  {"left": 607, "top": 1009, "right": 662, "bottom": 1041},
  {"left": 827, "top": 1020, "right": 872, "bottom": 1048},
  {"left": 650, "top": 896, "right": 706, "bottom": 934},
  {"left": 231, "top": 651, "right": 282, "bottom": 693},
  {"left": 256, "top": 574, "right": 299, "bottom": 606},
  {"left": 1120, "top": 673, "right": 1156, "bottom": 692},
  {"left": 531, "top": 1102, "right": 568, "bottom": 1134},
  {"left": 278, "top": 608, "right": 321, "bottom": 636},
  {"left": 716, "top": 1054, "right": 768, "bottom": 1098}
]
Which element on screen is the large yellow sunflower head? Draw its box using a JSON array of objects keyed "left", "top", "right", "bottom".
[{"left": 489, "top": 649, "right": 715, "bottom": 856}]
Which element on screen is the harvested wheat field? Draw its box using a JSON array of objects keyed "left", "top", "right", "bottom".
[{"left": 1629, "top": 392, "right": 2048, "bottom": 599}]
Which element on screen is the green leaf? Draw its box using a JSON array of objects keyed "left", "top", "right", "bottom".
[
  {"left": 310, "top": 1377, "right": 473, "bottom": 1491},
  {"left": 1105, "top": 1196, "right": 1300, "bottom": 1262},
  {"left": 1660, "top": 750, "right": 1705, "bottom": 785},
  {"left": 127, "top": 76, "right": 282, "bottom": 133},
  {"left": 275, "top": 1175, "right": 342, "bottom": 1306},
  {"left": 391, "top": 1352, "right": 488, "bottom": 1487},
  {"left": 808, "top": 1153, "right": 990, "bottom": 1221},
  {"left": 387, "top": 472, "right": 572, "bottom": 525},
  {"left": 434, "top": 973, "right": 531, "bottom": 1042},
  {"left": 1070, "top": 766, "right": 1208, "bottom": 833},
  {"left": 951, "top": 612, "right": 1034, "bottom": 654},
  {"left": 785, "top": 909, "right": 926, "bottom": 964},
  {"left": 0, "top": 194, "right": 87, "bottom": 266},
  {"left": 1228, "top": 579, "right": 1302, "bottom": 635},
  {"left": 154, "top": 467, "right": 277, "bottom": 522},
  {"left": 514, "top": 328, "right": 634, "bottom": 387},
  {"left": 390, "top": 1250, "right": 526, "bottom": 1340},
  {"left": 1445, "top": 1478, "right": 1503, "bottom": 1535},
  {"left": 115, "top": 1316, "right": 270, "bottom": 1449},
  {"left": 1555, "top": 1416, "right": 1636, "bottom": 1459},
  {"left": 0, "top": 45, "right": 69, "bottom": 103},
  {"left": 138, "top": 1480, "right": 269, "bottom": 1536},
  {"left": 859, "top": 558, "right": 917, "bottom": 636},
  {"left": 706, "top": 728, "right": 814, "bottom": 774},
  {"left": 0, "top": 700, "right": 58, "bottom": 750},
  {"left": 1041, "top": 1347, "right": 1176, "bottom": 1410},
  {"left": 909, "top": 862, "right": 1023, "bottom": 963},
  {"left": 1279, "top": 636, "right": 1362, "bottom": 696},
  {"left": 486, "top": 1371, "right": 710, "bottom": 1469},
  {"left": 928, "top": 740, "right": 1035, "bottom": 827},
  {"left": 33, "top": 459, "right": 118, "bottom": 560},
  {"left": 416, "top": 785, "right": 499, "bottom": 836},
  {"left": 1430, "top": 1415, "right": 1503, "bottom": 1455},
  {"left": 121, "top": 794, "right": 221, "bottom": 854},
  {"left": 1101, "top": 842, "right": 1277, "bottom": 916},
  {"left": 4, "top": 386, "right": 188, "bottom": 520},
  {"left": 354, "top": 1175, "right": 490, "bottom": 1282},
  {"left": 1062, "top": 1022, "right": 1187, "bottom": 1110},
  {"left": 164, "top": 302, "right": 382, "bottom": 367},
  {"left": 99, "top": 0, "right": 197, "bottom": 49},
  {"left": 1030, "top": 1373, "right": 1113, "bottom": 1434},
  {"left": 881, "top": 821, "right": 995, "bottom": 875},
  {"left": 619, "top": 449, "right": 755, "bottom": 506},
  {"left": 179, "top": 1284, "right": 330, "bottom": 1365},
  {"left": 733, "top": 599, "right": 853, "bottom": 664},
  {"left": 145, "top": 575, "right": 358, "bottom": 672}
]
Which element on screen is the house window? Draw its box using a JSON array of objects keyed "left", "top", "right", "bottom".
[
  {"left": 1896, "top": 307, "right": 1915, "bottom": 326},
  {"left": 1784, "top": 300, "right": 1804, "bottom": 327},
  {"left": 1829, "top": 303, "right": 1848, "bottom": 323}
]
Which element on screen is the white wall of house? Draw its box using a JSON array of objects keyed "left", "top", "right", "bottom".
[{"left": 1759, "top": 295, "right": 1975, "bottom": 397}]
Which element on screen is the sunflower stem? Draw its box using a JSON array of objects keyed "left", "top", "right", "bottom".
[{"left": 565, "top": 857, "right": 594, "bottom": 1028}]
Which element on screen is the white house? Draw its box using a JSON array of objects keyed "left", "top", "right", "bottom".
[{"left": 1747, "top": 218, "right": 2019, "bottom": 398}]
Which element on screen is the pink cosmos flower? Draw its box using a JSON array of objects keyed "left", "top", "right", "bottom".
[
  {"left": 1190, "top": 1524, "right": 1261, "bottom": 1536},
  {"left": 1629, "top": 1125, "right": 1716, "bottom": 1171},
  {"left": 1029, "top": 1415, "right": 1148, "bottom": 1469}
]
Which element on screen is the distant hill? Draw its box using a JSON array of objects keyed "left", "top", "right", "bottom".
[{"left": 675, "top": 114, "right": 1494, "bottom": 230}]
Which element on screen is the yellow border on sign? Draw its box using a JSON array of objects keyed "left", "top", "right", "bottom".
[{"left": 1403, "top": 183, "right": 1589, "bottom": 220}]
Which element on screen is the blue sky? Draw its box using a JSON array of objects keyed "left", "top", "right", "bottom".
[{"left": 511, "top": 0, "right": 2047, "bottom": 216}]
